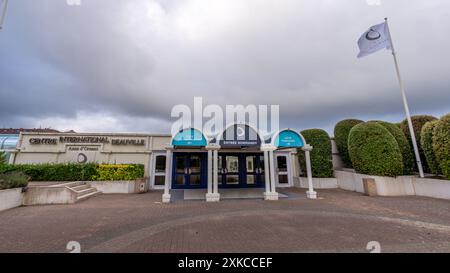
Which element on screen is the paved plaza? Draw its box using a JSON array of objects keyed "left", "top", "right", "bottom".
[{"left": 1, "top": 189, "right": 450, "bottom": 253}]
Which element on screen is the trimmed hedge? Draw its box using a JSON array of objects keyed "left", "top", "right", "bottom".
[
  {"left": 0, "top": 151, "right": 6, "bottom": 165},
  {"left": 92, "top": 164, "right": 145, "bottom": 181},
  {"left": 0, "top": 163, "right": 145, "bottom": 181},
  {"left": 421, "top": 120, "right": 441, "bottom": 175},
  {"left": 0, "top": 172, "right": 29, "bottom": 190},
  {"left": 432, "top": 114, "right": 450, "bottom": 179},
  {"left": 334, "top": 119, "right": 364, "bottom": 168},
  {"left": 348, "top": 122, "right": 403, "bottom": 177},
  {"left": 400, "top": 115, "right": 437, "bottom": 173},
  {"left": 298, "top": 129, "right": 333, "bottom": 178},
  {"left": 371, "top": 121, "right": 414, "bottom": 175}
]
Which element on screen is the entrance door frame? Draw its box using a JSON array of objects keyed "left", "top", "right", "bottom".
[
  {"left": 274, "top": 151, "right": 293, "bottom": 188},
  {"left": 150, "top": 151, "right": 167, "bottom": 190},
  {"left": 171, "top": 152, "right": 208, "bottom": 189},
  {"left": 218, "top": 152, "right": 265, "bottom": 188}
]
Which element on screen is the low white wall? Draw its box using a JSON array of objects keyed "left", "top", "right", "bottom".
[
  {"left": 413, "top": 178, "right": 450, "bottom": 200},
  {"left": 23, "top": 187, "right": 77, "bottom": 205},
  {"left": 0, "top": 188, "right": 24, "bottom": 212},
  {"left": 297, "top": 177, "right": 338, "bottom": 189},
  {"left": 89, "top": 181, "right": 137, "bottom": 194},
  {"left": 334, "top": 170, "right": 450, "bottom": 200}
]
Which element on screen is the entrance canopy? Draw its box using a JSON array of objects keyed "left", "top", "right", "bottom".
[
  {"left": 271, "top": 129, "right": 305, "bottom": 149},
  {"left": 216, "top": 124, "right": 263, "bottom": 149},
  {"left": 172, "top": 128, "right": 207, "bottom": 147}
]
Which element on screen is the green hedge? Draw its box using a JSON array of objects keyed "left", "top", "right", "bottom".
[
  {"left": 421, "top": 120, "right": 441, "bottom": 175},
  {"left": 0, "top": 163, "right": 145, "bottom": 181},
  {"left": 92, "top": 164, "right": 145, "bottom": 181},
  {"left": 371, "top": 121, "right": 414, "bottom": 175},
  {"left": 400, "top": 115, "right": 437, "bottom": 173},
  {"left": 298, "top": 129, "right": 333, "bottom": 178},
  {"left": 432, "top": 114, "right": 450, "bottom": 179},
  {"left": 0, "top": 151, "right": 6, "bottom": 165},
  {"left": 348, "top": 122, "right": 403, "bottom": 177},
  {"left": 334, "top": 119, "right": 364, "bottom": 168},
  {"left": 0, "top": 172, "right": 30, "bottom": 190}
]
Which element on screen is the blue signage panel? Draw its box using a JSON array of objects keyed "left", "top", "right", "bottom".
[
  {"left": 274, "top": 130, "right": 304, "bottom": 148},
  {"left": 219, "top": 124, "right": 261, "bottom": 148},
  {"left": 172, "top": 128, "right": 207, "bottom": 147}
]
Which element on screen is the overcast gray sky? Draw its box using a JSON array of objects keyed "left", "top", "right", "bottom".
[{"left": 0, "top": 0, "right": 449, "bottom": 135}]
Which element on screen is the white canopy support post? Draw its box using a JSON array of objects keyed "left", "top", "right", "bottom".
[
  {"left": 302, "top": 144, "right": 317, "bottom": 199},
  {"left": 206, "top": 144, "right": 220, "bottom": 202},
  {"left": 162, "top": 145, "right": 173, "bottom": 203},
  {"left": 262, "top": 144, "right": 278, "bottom": 201}
]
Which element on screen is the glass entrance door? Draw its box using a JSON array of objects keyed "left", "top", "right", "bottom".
[
  {"left": 275, "top": 154, "right": 291, "bottom": 187},
  {"left": 219, "top": 153, "right": 264, "bottom": 188},
  {"left": 172, "top": 153, "right": 207, "bottom": 189}
]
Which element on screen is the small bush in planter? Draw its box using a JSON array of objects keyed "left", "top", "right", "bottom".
[
  {"left": 432, "top": 114, "right": 450, "bottom": 179},
  {"left": 334, "top": 119, "right": 364, "bottom": 168},
  {"left": 298, "top": 129, "right": 333, "bottom": 178},
  {"left": 0, "top": 172, "right": 30, "bottom": 190},
  {"left": 348, "top": 122, "right": 403, "bottom": 177},
  {"left": 421, "top": 120, "right": 441, "bottom": 175},
  {"left": 400, "top": 115, "right": 437, "bottom": 173},
  {"left": 370, "top": 121, "right": 414, "bottom": 175}
]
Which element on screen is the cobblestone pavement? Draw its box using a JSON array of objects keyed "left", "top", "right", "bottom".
[{"left": 1, "top": 189, "right": 450, "bottom": 253}]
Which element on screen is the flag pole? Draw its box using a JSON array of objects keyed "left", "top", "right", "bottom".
[
  {"left": 0, "top": 0, "right": 8, "bottom": 30},
  {"left": 384, "top": 17, "right": 425, "bottom": 178}
]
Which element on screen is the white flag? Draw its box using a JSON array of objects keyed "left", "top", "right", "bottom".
[{"left": 357, "top": 22, "right": 392, "bottom": 58}]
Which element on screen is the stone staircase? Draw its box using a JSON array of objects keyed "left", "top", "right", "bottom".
[{"left": 60, "top": 182, "right": 101, "bottom": 202}]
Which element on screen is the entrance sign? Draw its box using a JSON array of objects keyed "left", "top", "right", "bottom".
[
  {"left": 219, "top": 124, "right": 261, "bottom": 148},
  {"left": 172, "top": 128, "right": 207, "bottom": 147},
  {"left": 274, "top": 130, "right": 304, "bottom": 148}
]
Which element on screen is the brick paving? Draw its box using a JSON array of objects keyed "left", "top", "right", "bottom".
[{"left": 1, "top": 188, "right": 450, "bottom": 253}]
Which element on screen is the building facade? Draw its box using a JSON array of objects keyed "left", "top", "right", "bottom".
[{"left": 8, "top": 123, "right": 317, "bottom": 202}]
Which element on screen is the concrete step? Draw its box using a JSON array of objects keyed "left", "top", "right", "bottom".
[
  {"left": 76, "top": 190, "right": 101, "bottom": 202},
  {"left": 75, "top": 187, "right": 97, "bottom": 197},
  {"left": 71, "top": 184, "right": 90, "bottom": 191},
  {"left": 51, "top": 181, "right": 86, "bottom": 188}
]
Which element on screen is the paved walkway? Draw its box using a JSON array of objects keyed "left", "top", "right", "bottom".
[{"left": 1, "top": 189, "right": 450, "bottom": 253}]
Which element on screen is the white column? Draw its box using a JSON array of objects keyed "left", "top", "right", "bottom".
[
  {"left": 263, "top": 145, "right": 278, "bottom": 201},
  {"left": 206, "top": 144, "right": 220, "bottom": 202},
  {"left": 162, "top": 146, "right": 173, "bottom": 203},
  {"left": 303, "top": 144, "right": 317, "bottom": 199}
]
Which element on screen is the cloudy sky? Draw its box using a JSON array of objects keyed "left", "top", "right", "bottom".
[{"left": 0, "top": 0, "right": 449, "bottom": 135}]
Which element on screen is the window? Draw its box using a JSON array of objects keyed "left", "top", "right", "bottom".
[{"left": 152, "top": 154, "right": 166, "bottom": 188}]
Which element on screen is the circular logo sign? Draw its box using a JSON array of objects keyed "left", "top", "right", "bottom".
[{"left": 365, "top": 28, "right": 381, "bottom": 41}]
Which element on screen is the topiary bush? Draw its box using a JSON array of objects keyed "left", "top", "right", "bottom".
[
  {"left": 400, "top": 115, "right": 437, "bottom": 173},
  {"left": 348, "top": 122, "right": 403, "bottom": 177},
  {"left": 334, "top": 119, "right": 364, "bottom": 168},
  {"left": 432, "top": 114, "right": 450, "bottom": 179},
  {"left": 298, "top": 129, "right": 333, "bottom": 178},
  {"left": 421, "top": 120, "right": 441, "bottom": 175},
  {"left": 370, "top": 121, "right": 414, "bottom": 175}
]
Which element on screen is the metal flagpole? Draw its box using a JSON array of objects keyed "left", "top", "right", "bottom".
[
  {"left": 0, "top": 0, "right": 8, "bottom": 30},
  {"left": 384, "top": 17, "right": 425, "bottom": 178}
]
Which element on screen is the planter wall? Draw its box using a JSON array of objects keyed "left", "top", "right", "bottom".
[
  {"left": 88, "top": 180, "right": 146, "bottom": 194},
  {"left": 0, "top": 188, "right": 24, "bottom": 212},
  {"left": 23, "top": 187, "right": 77, "bottom": 205},
  {"left": 334, "top": 170, "right": 450, "bottom": 200},
  {"left": 296, "top": 177, "right": 338, "bottom": 189}
]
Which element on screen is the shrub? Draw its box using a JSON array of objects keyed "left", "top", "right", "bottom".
[
  {"left": 432, "top": 114, "right": 450, "bottom": 179},
  {"left": 298, "top": 129, "right": 333, "bottom": 178},
  {"left": 421, "top": 120, "right": 441, "bottom": 175},
  {"left": 348, "top": 122, "right": 403, "bottom": 177},
  {"left": 0, "top": 172, "right": 30, "bottom": 190},
  {"left": 92, "top": 164, "right": 145, "bottom": 181},
  {"left": 334, "top": 119, "right": 364, "bottom": 168},
  {"left": 400, "top": 115, "right": 437, "bottom": 173},
  {"left": 0, "top": 151, "right": 6, "bottom": 165},
  {"left": 370, "top": 121, "right": 414, "bottom": 175},
  {"left": 0, "top": 163, "right": 144, "bottom": 181}
]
